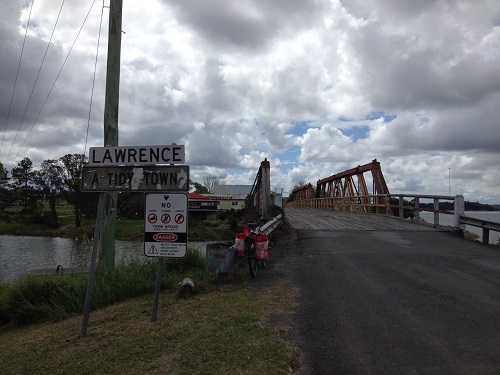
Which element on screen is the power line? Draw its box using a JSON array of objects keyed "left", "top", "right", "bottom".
[
  {"left": 13, "top": 0, "right": 99, "bottom": 162},
  {"left": 84, "top": 0, "right": 106, "bottom": 159},
  {"left": 5, "top": 0, "right": 67, "bottom": 163},
  {"left": 0, "top": 0, "right": 35, "bottom": 160}
]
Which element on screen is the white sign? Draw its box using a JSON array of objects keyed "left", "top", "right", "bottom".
[
  {"left": 144, "top": 193, "right": 188, "bottom": 258},
  {"left": 81, "top": 165, "right": 189, "bottom": 192},
  {"left": 89, "top": 145, "right": 185, "bottom": 166}
]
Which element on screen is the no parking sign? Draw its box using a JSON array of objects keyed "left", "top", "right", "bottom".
[{"left": 144, "top": 193, "right": 188, "bottom": 258}]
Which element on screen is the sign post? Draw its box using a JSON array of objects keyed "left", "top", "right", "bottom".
[
  {"left": 81, "top": 144, "right": 189, "bottom": 329},
  {"left": 144, "top": 193, "right": 188, "bottom": 321}
]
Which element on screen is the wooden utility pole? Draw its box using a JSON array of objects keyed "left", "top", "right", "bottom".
[{"left": 100, "top": 0, "right": 122, "bottom": 269}]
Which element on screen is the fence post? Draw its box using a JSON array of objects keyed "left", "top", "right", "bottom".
[
  {"left": 454, "top": 195, "right": 465, "bottom": 231},
  {"left": 414, "top": 198, "right": 420, "bottom": 220},
  {"left": 433, "top": 198, "right": 440, "bottom": 225},
  {"left": 399, "top": 195, "right": 404, "bottom": 218}
]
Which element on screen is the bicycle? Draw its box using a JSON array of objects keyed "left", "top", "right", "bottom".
[{"left": 241, "top": 220, "right": 267, "bottom": 278}]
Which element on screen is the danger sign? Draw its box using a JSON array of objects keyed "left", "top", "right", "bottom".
[{"left": 144, "top": 193, "right": 188, "bottom": 258}]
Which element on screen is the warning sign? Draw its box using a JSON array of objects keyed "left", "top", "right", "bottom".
[{"left": 144, "top": 193, "right": 188, "bottom": 258}]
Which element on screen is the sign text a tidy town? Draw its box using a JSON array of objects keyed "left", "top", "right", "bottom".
[
  {"left": 81, "top": 165, "right": 189, "bottom": 192},
  {"left": 88, "top": 145, "right": 185, "bottom": 166}
]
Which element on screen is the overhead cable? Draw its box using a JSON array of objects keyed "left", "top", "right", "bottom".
[
  {"left": 0, "top": 0, "right": 35, "bottom": 160},
  {"left": 6, "top": 0, "right": 66, "bottom": 163},
  {"left": 14, "top": 0, "right": 98, "bottom": 162}
]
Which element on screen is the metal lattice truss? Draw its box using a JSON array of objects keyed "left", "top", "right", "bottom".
[{"left": 290, "top": 159, "right": 391, "bottom": 213}]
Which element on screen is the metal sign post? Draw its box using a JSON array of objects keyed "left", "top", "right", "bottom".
[{"left": 144, "top": 193, "right": 188, "bottom": 321}]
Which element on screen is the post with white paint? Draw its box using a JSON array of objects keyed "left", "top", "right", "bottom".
[
  {"left": 454, "top": 195, "right": 465, "bottom": 232},
  {"left": 399, "top": 195, "right": 404, "bottom": 218},
  {"left": 414, "top": 198, "right": 420, "bottom": 220},
  {"left": 433, "top": 197, "right": 440, "bottom": 225}
]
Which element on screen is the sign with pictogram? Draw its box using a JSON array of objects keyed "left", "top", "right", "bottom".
[
  {"left": 144, "top": 193, "right": 188, "bottom": 258},
  {"left": 148, "top": 213, "right": 157, "bottom": 224}
]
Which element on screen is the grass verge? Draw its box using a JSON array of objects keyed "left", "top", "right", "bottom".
[{"left": 0, "top": 269, "right": 298, "bottom": 375}]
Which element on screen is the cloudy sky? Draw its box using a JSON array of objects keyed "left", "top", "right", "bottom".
[{"left": 1, "top": 0, "right": 499, "bottom": 203}]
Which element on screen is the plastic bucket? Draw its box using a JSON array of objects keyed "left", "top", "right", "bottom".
[
  {"left": 206, "top": 243, "right": 236, "bottom": 273},
  {"left": 234, "top": 232, "right": 245, "bottom": 257},
  {"left": 255, "top": 232, "right": 268, "bottom": 260}
]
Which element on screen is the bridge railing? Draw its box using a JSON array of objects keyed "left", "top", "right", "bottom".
[
  {"left": 287, "top": 194, "right": 466, "bottom": 230},
  {"left": 286, "top": 195, "right": 390, "bottom": 214}
]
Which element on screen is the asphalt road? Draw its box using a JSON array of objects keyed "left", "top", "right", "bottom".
[{"left": 290, "top": 229, "right": 500, "bottom": 375}]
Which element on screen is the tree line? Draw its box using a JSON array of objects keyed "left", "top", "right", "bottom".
[
  {"left": 0, "top": 155, "right": 96, "bottom": 228},
  {"left": 0, "top": 156, "right": 225, "bottom": 228}
]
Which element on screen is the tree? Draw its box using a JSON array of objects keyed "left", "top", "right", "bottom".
[
  {"left": 203, "top": 174, "right": 220, "bottom": 194},
  {"left": 11, "top": 157, "right": 36, "bottom": 211},
  {"left": 0, "top": 162, "right": 8, "bottom": 187},
  {"left": 34, "top": 160, "right": 63, "bottom": 227},
  {"left": 192, "top": 181, "right": 209, "bottom": 194},
  {"left": 0, "top": 162, "right": 9, "bottom": 210},
  {"left": 59, "top": 154, "right": 86, "bottom": 227}
]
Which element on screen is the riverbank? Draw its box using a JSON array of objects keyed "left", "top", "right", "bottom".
[
  {"left": 0, "top": 212, "right": 234, "bottom": 242},
  {"left": 0, "top": 279, "right": 297, "bottom": 374},
  {"left": 0, "top": 225, "right": 300, "bottom": 374}
]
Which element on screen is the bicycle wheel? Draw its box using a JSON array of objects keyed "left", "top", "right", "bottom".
[{"left": 248, "top": 243, "right": 257, "bottom": 278}]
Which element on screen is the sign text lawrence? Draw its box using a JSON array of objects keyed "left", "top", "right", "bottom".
[{"left": 89, "top": 145, "right": 185, "bottom": 166}]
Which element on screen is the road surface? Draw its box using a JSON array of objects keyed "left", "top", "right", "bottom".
[{"left": 284, "top": 208, "right": 500, "bottom": 374}]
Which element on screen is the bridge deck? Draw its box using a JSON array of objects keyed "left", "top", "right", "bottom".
[{"left": 284, "top": 207, "right": 439, "bottom": 231}]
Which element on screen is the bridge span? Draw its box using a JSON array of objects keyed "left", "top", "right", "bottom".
[
  {"left": 285, "top": 207, "right": 439, "bottom": 231},
  {"left": 282, "top": 207, "right": 500, "bottom": 374}
]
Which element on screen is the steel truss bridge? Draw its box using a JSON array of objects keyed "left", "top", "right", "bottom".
[{"left": 290, "top": 159, "right": 392, "bottom": 214}]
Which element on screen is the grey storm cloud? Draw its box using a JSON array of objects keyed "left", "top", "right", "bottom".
[{"left": 0, "top": 0, "right": 499, "bottom": 202}]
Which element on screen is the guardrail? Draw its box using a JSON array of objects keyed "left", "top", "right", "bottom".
[
  {"left": 459, "top": 216, "right": 500, "bottom": 244},
  {"left": 260, "top": 214, "right": 283, "bottom": 236}
]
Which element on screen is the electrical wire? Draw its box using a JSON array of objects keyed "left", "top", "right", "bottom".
[
  {"left": 83, "top": 0, "right": 106, "bottom": 160},
  {"left": 13, "top": 0, "right": 98, "bottom": 162},
  {"left": 5, "top": 0, "right": 67, "bottom": 163},
  {"left": 0, "top": 0, "right": 35, "bottom": 159}
]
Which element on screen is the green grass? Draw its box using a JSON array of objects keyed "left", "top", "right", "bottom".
[
  {"left": 0, "top": 246, "right": 299, "bottom": 374},
  {"left": 0, "top": 278, "right": 298, "bottom": 375},
  {"left": 0, "top": 248, "right": 210, "bottom": 326}
]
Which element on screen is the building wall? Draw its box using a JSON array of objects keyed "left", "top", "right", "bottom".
[{"left": 206, "top": 194, "right": 247, "bottom": 211}]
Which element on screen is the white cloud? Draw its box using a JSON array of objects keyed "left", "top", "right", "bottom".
[{"left": 1, "top": 0, "right": 499, "bottom": 203}]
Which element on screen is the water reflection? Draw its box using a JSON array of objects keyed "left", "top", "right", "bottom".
[
  {"left": 0, "top": 236, "right": 209, "bottom": 284},
  {"left": 0, "top": 236, "right": 144, "bottom": 284}
]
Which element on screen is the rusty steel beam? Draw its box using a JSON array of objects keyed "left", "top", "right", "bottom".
[
  {"left": 316, "top": 159, "right": 390, "bottom": 197},
  {"left": 313, "top": 159, "right": 390, "bottom": 213}
]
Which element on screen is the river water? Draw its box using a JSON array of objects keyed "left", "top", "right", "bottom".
[
  {"left": 0, "top": 237, "right": 209, "bottom": 284},
  {"left": 1, "top": 212, "right": 498, "bottom": 284}
]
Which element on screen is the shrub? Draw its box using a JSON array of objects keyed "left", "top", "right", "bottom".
[{"left": 0, "top": 248, "right": 209, "bottom": 327}]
